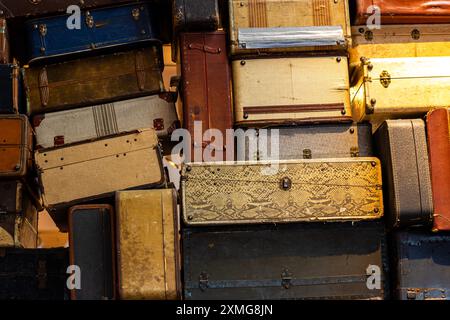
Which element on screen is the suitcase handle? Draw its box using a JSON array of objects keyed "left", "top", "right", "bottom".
[{"left": 188, "top": 43, "right": 221, "bottom": 54}]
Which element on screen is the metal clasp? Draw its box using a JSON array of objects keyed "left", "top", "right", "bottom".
[
  {"left": 199, "top": 272, "right": 209, "bottom": 292},
  {"left": 85, "top": 12, "right": 94, "bottom": 28},
  {"left": 380, "top": 70, "right": 391, "bottom": 88},
  {"left": 350, "top": 147, "right": 360, "bottom": 157},
  {"left": 280, "top": 177, "right": 292, "bottom": 191},
  {"left": 132, "top": 8, "right": 140, "bottom": 21},
  {"left": 281, "top": 269, "right": 292, "bottom": 289},
  {"left": 303, "top": 149, "right": 312, "bottom": 159}
]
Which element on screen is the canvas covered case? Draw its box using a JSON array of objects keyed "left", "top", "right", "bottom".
[
  {"left": 229, "top": 0, "right": 351, "bottom": 56},
  {"left": 25, "top": 46, "right": 164, "bottom": 115},
  {"left": 33, "top": 93, "right": 179, "bottom": 149},
  {"left": 181, "top": 159, "right": 383, "bottom": 226},
  {"left": 0, "top": 248, "right": 69, "bottom": 300},
  {"left": 0, "top": 18, "right": 9, "bottom": 64},
  {"left": 351, "top": 57, "right": 450, "bottom": 122},
  {"left": 180, "top": 31, "right": 233, "bottom": 161},
  {"left": 68, "top": 205, "right": 116, "bottom": 300},
  {"left": 173, "top": 0, "right": 220, "bottom": 33},
  {"left": 349, "top": 24, "right": 450, "bottom": 64},
  {"left": 0, "top": 64, "right": 25, "bottom": 114},
  {"left": 426, "top": 108, "right": 450, "bottom": 232},
  {"left": 392, "top": 231, "right": 450, "bottom": 300},
  {"left": 116, "top": 189, "right": 181, "bottom": 300},
  {"left": 0, "top": 114, "right": 32, "bottom": 178},
  {"left": 183, "top": 221, "right": 387, "bottom": 300},
  {"left": 25, "top": 3, "right": 160, "bottom": 63},
  {"left": 239, "top": 123, "right": 373, "bottom": 161},
  {"left": 353, "top": 0, "right": 450, "bottom": 25},
  {"left": 35, "top": 129, "right": 165, "bottom": 212},
  {"left": 233, "top": 55, "right": 351, "bottom": 126},
  {"left": 374, "top": 120, "right": 433, "bottom": 229}
]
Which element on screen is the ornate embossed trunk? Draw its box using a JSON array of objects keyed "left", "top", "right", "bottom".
[{"left": 181, "top": 159, "right": 383, "bottom": 226}]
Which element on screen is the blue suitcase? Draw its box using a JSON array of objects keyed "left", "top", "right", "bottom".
[
  {"left": 0, "top": 64, "right": 26, "bottom": 114},
  {"left": 25, "top": 3, "right": 160, "bottom": 64}
]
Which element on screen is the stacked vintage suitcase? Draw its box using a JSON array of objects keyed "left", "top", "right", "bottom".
[{"left": 0, "top": 0, "right": 450, "bottom": 301}]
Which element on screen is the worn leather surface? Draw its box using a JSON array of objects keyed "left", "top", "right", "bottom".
[
  {"left": 173, "top": 0, "right": 219, "bottom": 32},
  {"left": 183, "top": 222, "right": 387, "bottom": 300},
  {"left": 427, "top": 108, "right": 450, "bottom": 231},
  {"left": 116, "top": 189, "right": 180, "bottom": 300},
  {"left": 181, "top": 159, "right": 383, "bottom": 225},
  {"left": 374, "top": 120, "right": 433, "bottom": 228},
  {"left": 354, "top": 0, "right": 450, "bottom": 25}
]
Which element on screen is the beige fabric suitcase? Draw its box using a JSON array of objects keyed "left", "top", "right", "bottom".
[
  {"left": 351, "top": 56, "right": 450, "bottom": 122},
  {"left": 234, "top": 56, "right": 352, "bottom": 126},
  {"left": 35, "top": 129, "right": 164, "bottom": 211},
  {"left": 229, "top": 0, "right": 351, "bottom": 56},
  {"left": 116, "top": 189, "right": 181, "bottom": 300}
]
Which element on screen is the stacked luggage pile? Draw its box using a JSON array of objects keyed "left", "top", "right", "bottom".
[{"left": 0, "top": 0, "right": 449, "bottom": 300}]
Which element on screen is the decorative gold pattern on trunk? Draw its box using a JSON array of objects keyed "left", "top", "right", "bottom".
[{"left": 182, "top": 160, "right": 383, "bottom": 225}]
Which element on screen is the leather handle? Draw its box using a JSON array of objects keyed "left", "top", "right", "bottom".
[{"left": 188, "top": 43, "right": 221, "bottom": 54}]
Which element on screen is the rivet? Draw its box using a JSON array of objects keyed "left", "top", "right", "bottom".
[
  {"left": 371, "top": 161, "right": 377, "bottom": 167},
  {"left": 188, "top": 215, "right": 193, "bottom": 220},
  {"left": 240, "top": 60, "right": 246, "bottom": 66},
  {"left": 336, "top": 57, "right": 342, "bottom": 63},
  {"left": 186, "top": 165, "right": 192, "bottom": 172},
  {"left": 371, "top": 98, "right": 377, "bottom": 106},
  {"left": 341, "top": 109, "right": 346, "bottom": 115},
  {"left": 374, "top": 208, "right": 379, "bottom": 213},
  {"left": 349, "top": 128, "right": 355, "bottom": 134}
]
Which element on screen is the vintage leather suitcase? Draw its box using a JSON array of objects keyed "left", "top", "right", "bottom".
[
  {"left": 25, "top": 3, "right": 160, "bottom": 64},
  {"left": 68, "top": 205, "right": 116, "bottom": 300},
  {"left": 0, "top": 115, "right": 32, "bottom": 178},
  {"left": 0, "top": 18, "right": 9, "bottom": 64},
  {"left": 33, "top": 94, "right": 179, "bottom": 149},
  {"left": 349, "top": 24, "right": 450, "bottom": 64},
  {"left": 35, "top": 129, "right": 165, "bottom": 213},
  {"left": 180, "top": 31, "right": 233, "bottom": 161},
  {"left": 393, "top": 231, "right": 450, "bottom": 300},
  {"left": 240, "top": 123, "right": 373, "bottom": 161},
  {"left": 0, "top": 194, "right": 38, "bottom": 248},
  {"left": 0, "top": 248, "right": 69, "bottom": 300},
  {"left": 0, "top": 64, "right": 26, "bottom": 114},
  {"left": 426, "top": 108, "right": 450, "bottom": 232},
  {"left": 351, "top": 57, "right": 450, "bottom": 122},
  {"left": 374, "top": 120, "right": 433, "bottom": 229},
  {"left": 181, "top": 159, "right": 383, "bottom": 226},
  {"left": 184, "top": 221, "right": 388, "bottom": 300},
  {"left": 25, "top": 47, "right": 164, "bottom": 115},
  {"left": 116, "top": 189, "right": 181, "bottom": 300},
  {"left": 353, "top": 0, "right": 450, "bottom": 25},
  {"left": 234, "top": 56, "right": 351, "bottom": 126},
  {"left": 173, "top": 0, "right": 220, "bottom": 32},
  {"left": 229, "top": 0, "right": 351, "bottom": 56}
]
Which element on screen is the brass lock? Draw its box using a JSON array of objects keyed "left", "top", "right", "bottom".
[
  {"left": 280, "top": 177, "right": 292, "bottom": 191},
  {"left": 38, "top": 24, "right": 47, "bottom": 36},
  {"left": 411, "top": 29, "right": 421, "bottom": 40},
  {"left": 364, "top": 30, "right": 374, "bottom": 41},
  {"left": 379, "top": 70, "right": 391, "bottom": 88}
]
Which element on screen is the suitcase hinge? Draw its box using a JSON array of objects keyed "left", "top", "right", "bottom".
[
  {"left": 303, "top": 149, "right": 312, "bottom": 159},
  {"left": 37, "top": 260, "right": 47, "bottom": 289},
  {"left": 135, "top": 50, "right": 146, "bottom": 91},
  {"left": 350, "top": 147, "right": 359, "bottom": 157},
  {"left": 379, "top": 70, "right": 391, "bottom": 88},
  {"left": 188, "top": 43, "right": 222, "bottom": 55},
  {"left": 38, "top": 68, "right": 49, "bottom": 107},
  {"left": 199, "top": 272, "right": 209, "bottom": 292},
  {"left": 281, "top": 269, "right": 292, "bottom": 289}
]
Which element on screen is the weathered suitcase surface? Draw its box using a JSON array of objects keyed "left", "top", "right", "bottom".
[
  {"left": 68, "top": 205, "right": 116, "bottom": 300},
  {"left": 0, "top": 0, "right": 142, "bottom": 18},
  {"left": 173, "top": 0, "right": 219, "bottom": 32},
  {"left": 349, "top": 24, "right": 450, "bottom": 64},
  {"left": 0, "top": 194, "right": 38, "bottom": 248},
  {"left": 229, "top": 0, "right": 351, "bottom": 56},
  {"left": 35, "top": 129, "right": 165, "bottom": 212},
  {"left": 393, "top": 231, "right": 450, "bottom": 300},
  {"left": 0, "top": 18, "right": 9, "bottom": 64},
  {"left": 374, "top": 120, "right": 433, "bottom": 229},
  {"left": 426, "top": 108, "right": 450, "bottom": 231},
  {"left": 33, "top": 94, "right": 179, "bottom": 149},
  {"left": 181, "top": 159, "right": 383, "bottom": 226},
  {"left": 25, "top": 47, "right": 164, "bottom": 115},
  {"left": 183, "top": 221, "right": 388, "bottom": 300},
  {"left": 180, "top": 31, "right": 233, "bottom": 161},
  {"left": 0, "top": 181, "right": 23, "bottom": 213},
  {"left": 0, "top": 115, "right": 32, "bottom": 178},
  {"left": 240, "top": 123, "right": 373, "bottom": 161},
  {"left": 116, "top": 189, "right": 181, "bottom": 300},
  {"left": 353, "top": 0, "right": 450, "bottom": 25},
  {"left": 25, "top": 3, "right": 160, "bottom": 63},
  {"left": 234, "top": 56, "right": 351, "bottom": 126},
  {"left": 0, "top": 248, "right": 68, "bottom": 300},
  {"left": 351, "top": 57, "right": 450, "bottom": 122},
  {"left": 0, "top": 64, "right": 25, "bottom": 114}
]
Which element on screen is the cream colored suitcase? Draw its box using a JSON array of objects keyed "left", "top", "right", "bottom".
[
  {"left": 350, "top": 24, "right": 450, "bottom": 64},
  {"left": 234, "top": 56, "right": 352, "bottom": 126},
  {"left": 351, "top": 57, "right": 450, "bottom": 122},
  {"left": 229, "top": 0, "right": 351, "bottom": 56},
  {"left": 35, "top": 129, "right": 164, "bottom": 211}
]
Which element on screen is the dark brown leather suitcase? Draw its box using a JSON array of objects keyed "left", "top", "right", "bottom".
[
  {"left": 68, "top": 205, "right": 116, "bottom": 300},
  {"left": 426, "top": 108, "right": 450, "bottom": 231},
  {"left": 353, "top": 0, "right": 450, "bottom": 25},
  {"left": 180, "top": 31, "right": 233, "bottom": 162},
  {"left": 374, "top": 119, "right": 433, "bottom": 229}
]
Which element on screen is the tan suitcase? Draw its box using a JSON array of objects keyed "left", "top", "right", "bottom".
[
  {"left": 351, "top": 56, "right": 450, "bottom": 122},
  {"left": 229, "top": 0, "right": 351, "bottom": 56},
  {"left": 234, "top": 56, "right": 352, "bottom": 126},
  {"left": 35, "top": 129, "right": 164, "bottom": 211},
  {"left": 116, "top": 189, "right": 181, "bottom": 300}
]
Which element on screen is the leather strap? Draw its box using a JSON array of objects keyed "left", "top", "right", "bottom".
[
  {"left": 188, "top": 43, "right": 221, "bottom": 54},
  {"left": 38, "top": 68, "right": 49, "bottom": 107},
  {"left": 134, "top": 50, "right": 146, "bottom": 91}
]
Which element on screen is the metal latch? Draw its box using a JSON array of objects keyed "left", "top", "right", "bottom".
[
  {"left": 85, "top": 12, "right": 94, "bottom": 28},
  {"left": 350, "top": 147, "right": 359, "bottom": 157},
  {"left": 281, "top": 269, "right": 292, "bottom": 289},
  {"left": 37, "top": 260, "right": 47, "bottom": 289},
  {"left": 132, "top": 8, "right": 141, "bottom": 21},
  {"left": 199, "top": 272, "right": 209, "bottom": 292},
  {"left": 303, "top": 149, "right": 312, "bottom": 159},
  {"left": 411, "top": 29, "right": 421, "bottom": 40},
  {"left": 38, "top": 24, "right": 47, "bottom": 36},
  {"left": 380, "top": 70, "right": 391, "bottom": 88},
  {"left": 280, "top": 177, "right": 292, "bottom": 191}
]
